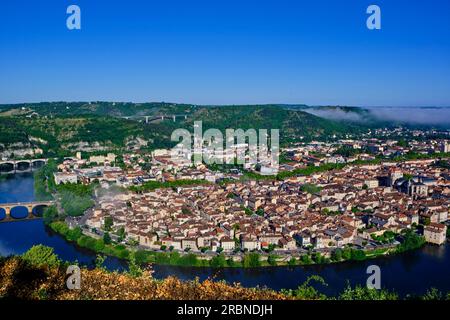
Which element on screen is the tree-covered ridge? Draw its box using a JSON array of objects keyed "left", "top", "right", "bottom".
[
  {"left": 0, "top": 115, "right": 147, "bottom": 157},
  {"left": 0, "top": 101, "right": 195, "bottom": 117},
  {"left": 178, "top": 105, "right": 363, "bottom": 143},
  {"left": 0, "top": 117, "right": 30, "bottom": 145},
  {"left": 0, "top": 103, "right": 364, "bottom": 156}
]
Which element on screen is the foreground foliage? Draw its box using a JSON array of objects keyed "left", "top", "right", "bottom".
[
  {"left": 1, "top": 247, "right": 450, "bottom": 300},
  {"left": 0, "top": 255, "right": 286, "bottom": 300},
  {"left": 22, "top": 245, "right": 61, "bottom": 269}
]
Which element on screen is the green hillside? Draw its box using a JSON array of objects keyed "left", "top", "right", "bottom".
[
  {"left": 186, "top": 105, "right": 362, "bottom": 142},
  {"left": 0, "top": 116, "right": 146, "bottom": 157},
  {"left": 0, "top": 103, "right": 364, "bottom": 157},
  {"left": 0, "top": 101, "right": 194, "bottom": 117}
]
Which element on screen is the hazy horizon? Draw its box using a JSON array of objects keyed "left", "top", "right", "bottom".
[{"left": 1, "top": 101, "right": 450, "bottom": 108}]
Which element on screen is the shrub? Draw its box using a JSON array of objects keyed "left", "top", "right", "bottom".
[
  {"left": 22, "top": 245, "right": 61, "bottom": 268},
  {"left": 242, "top": 253, "right": 261, "bottom": 268},
  {"left": 210, "top": 254, "right": 227, "bottom": 268}
]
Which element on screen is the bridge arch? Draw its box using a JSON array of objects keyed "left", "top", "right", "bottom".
[
  {"left": 0, "top": 162, "right": 14, "bottom": 173},
  {"left": 9, "top": 206, "right": 30, "bottom": 219},
  {"left": 32, "top": 160, "right": 46, "bottom": 170},
  {"left": 0, "top": 201, "right": 54, "bottom": 222},
  {"left": 15, "top": 161, "right": 31, "bottom": 172},
  {"left": 0, "top": 208, "right": 5, "bottom": 221},
  {"left": 31, "top": 204, "right": 50, "bottom": 217}
]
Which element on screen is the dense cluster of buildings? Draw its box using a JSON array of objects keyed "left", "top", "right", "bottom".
[
  {"left": 50, "top": 132, "right": 450, "bottom": 257},
  {"left": 283, "top": 137, "right": 450, "bottom": 169},
  {"left": 53, "top": 151, "right": 226, "bottom": 187},
  {"left": 82, "top": 157, "right": 449, "bottom": 256}
]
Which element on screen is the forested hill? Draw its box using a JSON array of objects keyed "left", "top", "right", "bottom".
[
  {"left": 0, "top": 103, "right": 364, "bottom": 157},
  {"left": 0, "top": 101, "right": 194, "bottom": 117}
]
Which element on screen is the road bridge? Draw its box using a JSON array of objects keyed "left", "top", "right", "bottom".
[
  {"left": 122, "top": 114, "right": 188, "bottom": 123},
  {"left": 0, "top": 200, "right": 54, "bottom": 222},
  {"left": 0, "top": 158, "right": 48, "bottom": 174}
]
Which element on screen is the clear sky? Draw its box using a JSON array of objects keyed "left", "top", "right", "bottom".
[{"left": 1, "top": 0, "right": 449, "bottom": 106}]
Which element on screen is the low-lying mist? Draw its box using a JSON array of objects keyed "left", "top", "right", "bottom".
[{"left": 304, "top": 106, "right": 450, "bottom": 127}]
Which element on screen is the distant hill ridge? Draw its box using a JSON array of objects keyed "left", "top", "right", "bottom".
[{"left": 0, "top": 102, "right": 364, "bottom": 157}]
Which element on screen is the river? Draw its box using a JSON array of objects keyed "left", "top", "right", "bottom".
[{"left": 1, "top": 173, "right": 449, "bottom": 297}]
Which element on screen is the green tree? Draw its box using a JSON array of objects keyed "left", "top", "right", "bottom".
[
  {"left": 300, "top": 254, "right": 312, "bottom": 265},
  {"left": 22, "top": 245, "right": 60, "bottom": 268},
  {"left": 334, "top": 145, "right": 359, "bottom": 157},
  {"left": 103, "top": 232, "right": 112, "bottom": 245},
  {"left": 104, "top": 216, "right": 114, "bottom": 231},
  {"left": 397, "top": 139, "right": 409, "bottom": 148},
  {"left": 342, "top": 248, "right": 352, "bottom": 260},
  {"left": 422, "top": 288, "right": 444, "bottom": 300},
  {"left": 128, "top": 251, "right": 143, "bottom": 278},
  {"left": 267, "top": 254, "right": 278, "bottom": 266},
  {"left": 113, "top": 244, "right": 130, "bottom": 260},
  {"left": 349, "top": 249, "right": 366, "bottom": 261},
  {"left": 59, "top": 190, "right": 94, "bottom": 217},
  {"left": 226, "top": 258, "right": 236, "bottom": 267},
  {"left": 331, "top": 248, "right": 343, "bottom": 262},
  {"left": 300, "top": 184, "right": 322, "bottom": 194},
  {"left": 396, "top": 230, "right": 425, "bottom": 253},
  {"left": 312, "top": 252, "right": 326, "bottom": 264},
  {"left": 339, "top": 283, "right": 398, "bottom": 300},
  {"left": 43, "top": 205, "right": 58, "bottom": 224},
  {"left": 242, "top": 253, "right": 261, "bottom": 268},
  {"left": 66, "top": 227, "right": 83, "bottom": 242},
  {"left": 283, "top": 275, "right": 328, "bottom": 300},
  {"left": 287, "top": 257, "right": 297, "bottom": 266},
  {"left": 210, "top": 254, "right": 227, "bottom": 268},
  {"left": 116, "top": 227, "right": 126, "bottom": 242},
  {"left": 134, "top": 250, "right": 150, "bottom": 265},
  {"left": 94, "top": 239, "right": 105, "bottom": 252},
  {"left": 179, "top": 253, "right": 199, "bottom": 266},
  {"left": 168, "top": 251, "right": 181, "bottom": 264},
  {"left": 95, "top": 254, "right": 106, "bottom": 269}
]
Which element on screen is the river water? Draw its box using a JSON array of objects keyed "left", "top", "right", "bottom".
[{"left": 1, "top": 173, "right": 449, "bottom": 297}]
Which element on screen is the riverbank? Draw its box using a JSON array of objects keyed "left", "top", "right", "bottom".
[
  {"left": 1, "top": 218, "right": 449, "bottom": 297},
  {"left": 48, "top": 220, "right": 423, "bottom": 269}
]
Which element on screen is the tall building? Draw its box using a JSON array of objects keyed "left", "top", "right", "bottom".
[
  {"left": 389, "top": 169, "right": 403, "bottom": 186},
  {"left": 424, "top": 223, "right": 447, "bottom": 245},
  {"left": 440, "top": 141, "right": 450, "bottom": 153}
]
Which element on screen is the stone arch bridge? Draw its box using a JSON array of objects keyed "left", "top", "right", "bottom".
[
  {"left": 0, "top": 158, "right": 48, "bottom": 174},
  {"left": 0, "top": 201, "right": 54, "bottom": 222}
]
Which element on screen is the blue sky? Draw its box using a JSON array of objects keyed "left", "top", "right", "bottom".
[{"left": 0, "top": 0, "right": 449, "bottom": 106}]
